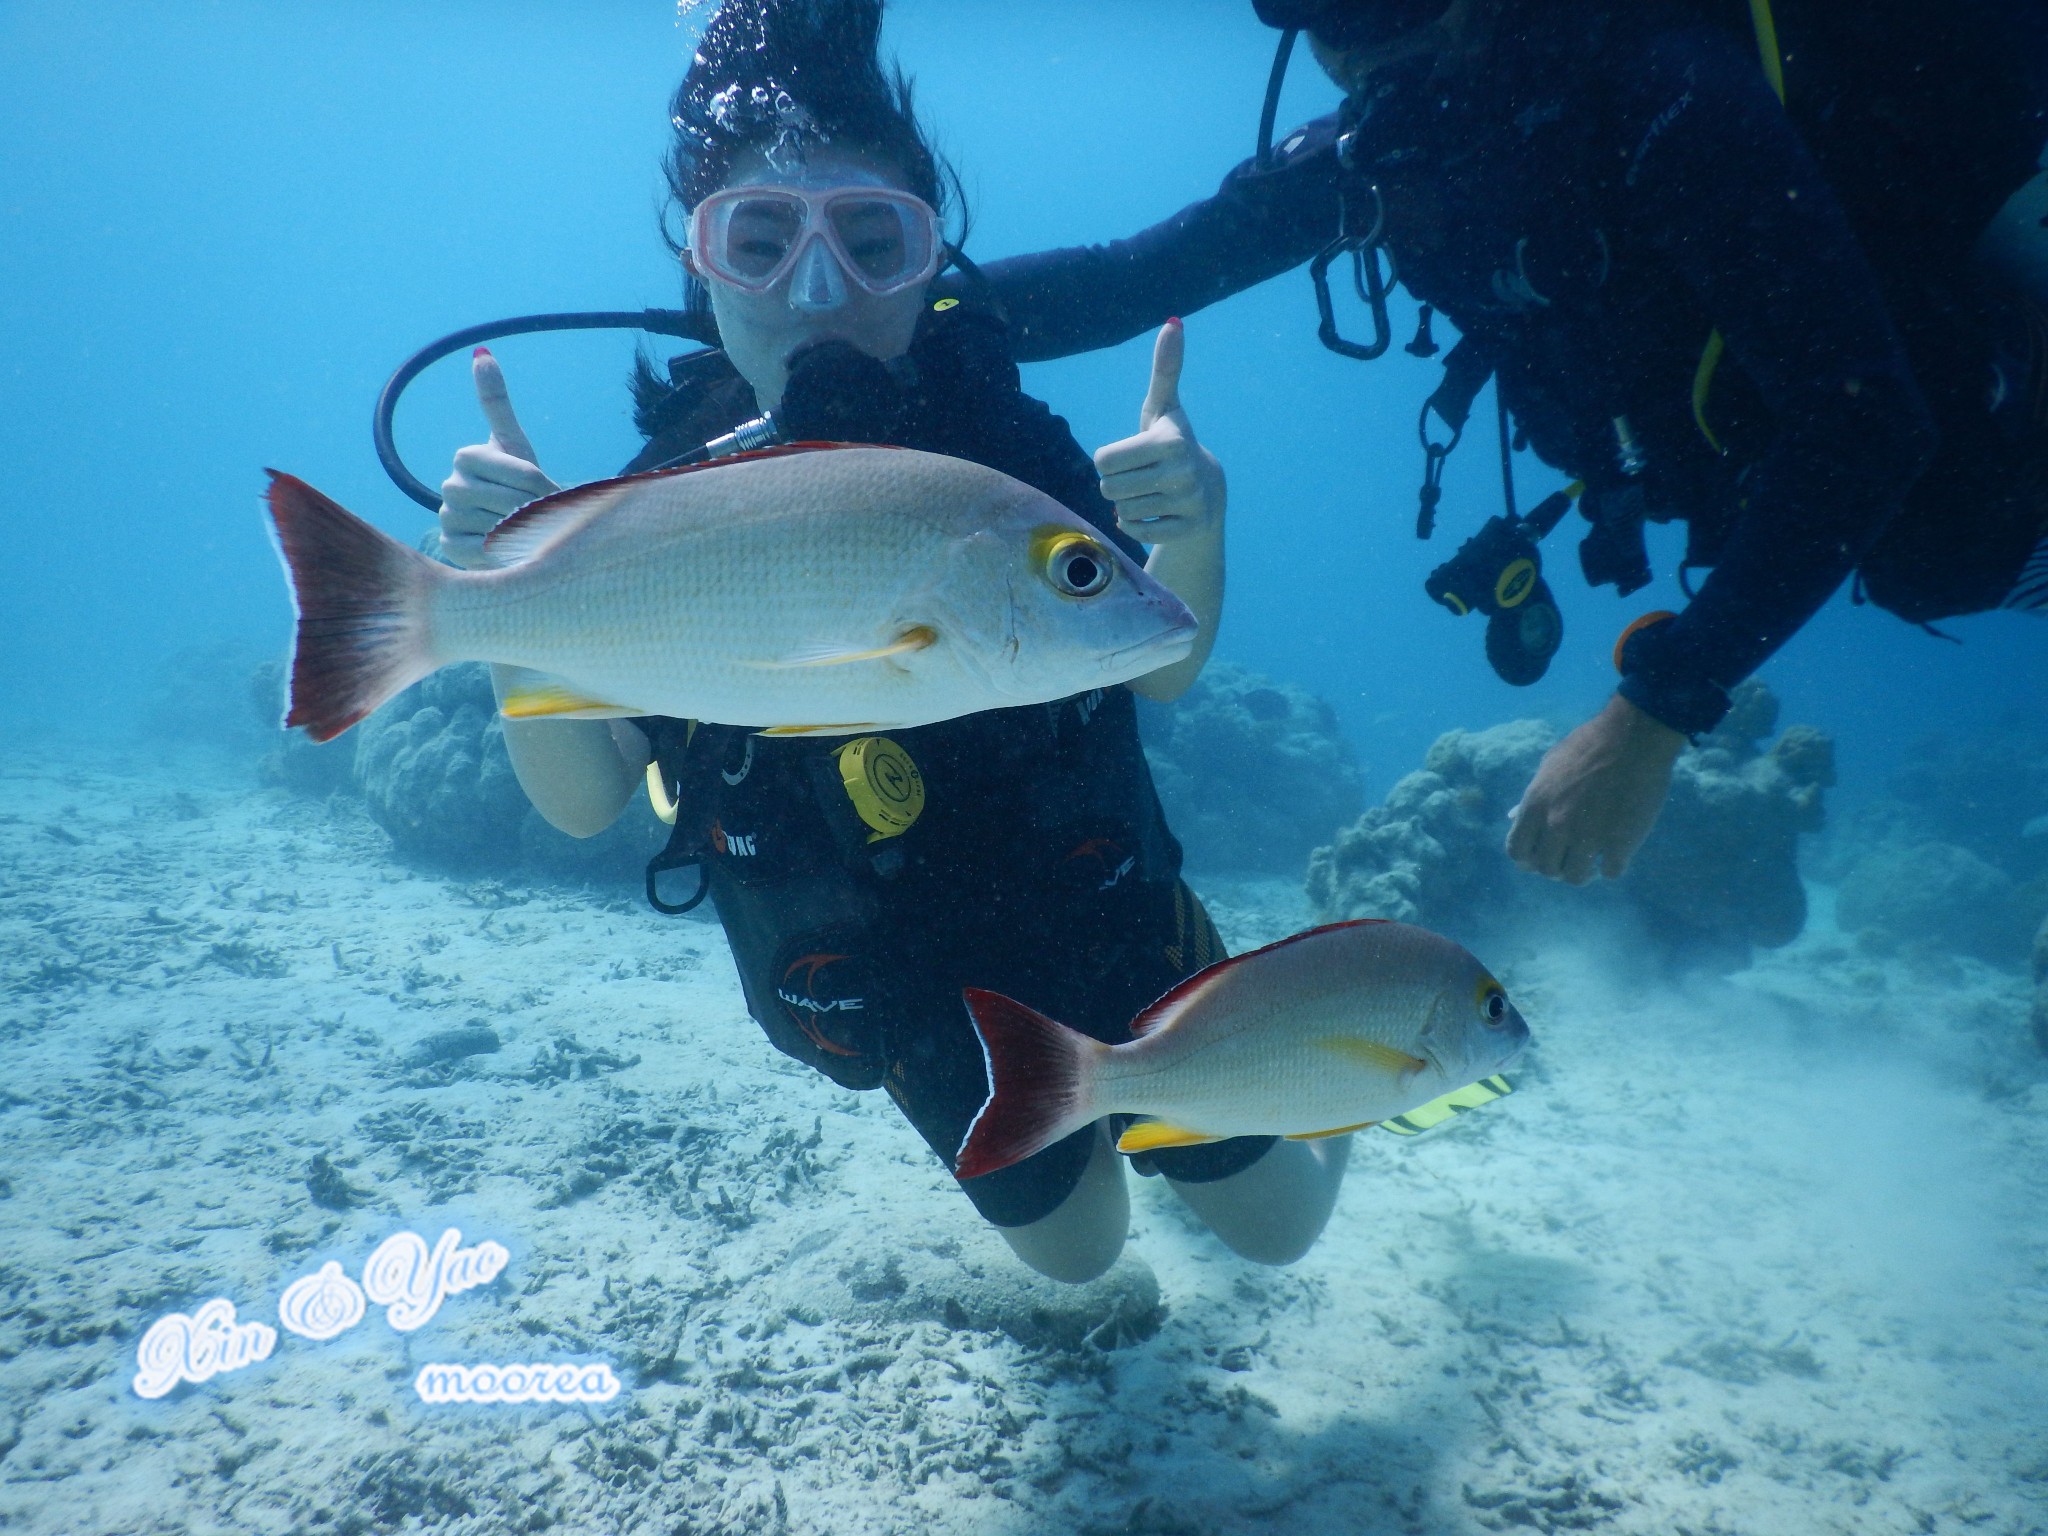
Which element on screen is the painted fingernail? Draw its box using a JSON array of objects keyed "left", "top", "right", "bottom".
[{"left": 473, "top": 345, "right": 493, "bottom": 360}]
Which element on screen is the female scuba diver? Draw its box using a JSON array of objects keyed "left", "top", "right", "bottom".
[
  {"left": 433, "top": 0, "right": 1351, "bottom": 1283},
  {"left": 966, "top": 0, "right": 2048, "bottom": 888}
]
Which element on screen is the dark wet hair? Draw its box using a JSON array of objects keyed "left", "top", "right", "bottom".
[
  {"left": 661, "top": 0, "right": 961, "bottom": 235},
  {"left": 634, "top": 0, "right": 966, "bottom": 430}
]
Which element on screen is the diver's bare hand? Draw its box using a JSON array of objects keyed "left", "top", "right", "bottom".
[
  {"left": 1506, "top": 693, "right": 1686, "bottom": 884},
  {"left": 1094, "top": 318, "right": 1225, "bottom": 544},
  {"left": 438, "top": 347, "right": 561, "bottom": 569}
]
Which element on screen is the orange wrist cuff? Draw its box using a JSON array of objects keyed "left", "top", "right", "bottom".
[{"left": 1612, "top": 610, "right": 1678, "bottom": 673}]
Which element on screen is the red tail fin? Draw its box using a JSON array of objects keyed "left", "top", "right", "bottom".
[
  {"left": 265, "top": 471, "right": 444, "bottom": 742},
  {"left": 954, "top": 989, "right": 1105, "bottom": 1181}
]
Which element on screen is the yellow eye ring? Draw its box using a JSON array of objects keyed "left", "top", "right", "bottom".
[{"left": 1031, "top": 527, "right": 1114, "bottom": 599}]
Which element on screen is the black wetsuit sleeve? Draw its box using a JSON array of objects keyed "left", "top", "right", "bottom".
[
  {"left": 962, "top": 115, "right": 1347, "bottom": 363},
  {"left": 1609, "top": 28, "right": 1938, "bottom": 735}
]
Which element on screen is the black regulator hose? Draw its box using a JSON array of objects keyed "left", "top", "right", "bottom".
[
  {"left": 373, "top": 308, "right": 719, "bottom": 511},
  {"left": 1256, "top": 28, "right": 1300, "bottom": 167}
]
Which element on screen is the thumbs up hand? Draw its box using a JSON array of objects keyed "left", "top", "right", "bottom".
[
  {"left": 438, "top": 347, "right": 563, "bottom": 569},
  {"left": 1092, "top": 319, "right": 1226, "bottom": 544}
]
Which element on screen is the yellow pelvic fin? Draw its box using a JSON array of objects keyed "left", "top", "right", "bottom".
[
  {"left": 756, "top": 722, "right": 882, "bottom": 738},
  {"left": 499, "top": 680, "right": 635, "bottom": 720},
  {"left": 1381, "top": 1075, "right": 1515, "bottom": 1137},
  {"left": 754, "top": 627, "right": 936, "bottom": 669},
  {"left": 1115, "top": 1121, "right": 1225, "bottom": 1156},
  {"left": 1314, "top": 1037, "right": 1429, "bottom": 1075},
  {"left": 1286, "top": 1120, "right": 1378, "bottom": 1141}
]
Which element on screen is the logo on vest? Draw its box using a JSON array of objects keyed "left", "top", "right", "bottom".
[
  {"left": 777, "top": 952, "right": 869, "bottom": 1057},
  {"left": 711, "top": 820, "right": 758, "bottom": 858},
  {"left": 1065, "top": 837, "right": 1136, "bottom": 891}
]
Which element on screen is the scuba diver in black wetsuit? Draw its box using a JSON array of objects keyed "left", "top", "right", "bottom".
[
  {"left": 430, "top": 0, "right": 1353, "bottom": 1283},
  {"left": 960, "top": 0, "right": 2048, "bottom": 887}
]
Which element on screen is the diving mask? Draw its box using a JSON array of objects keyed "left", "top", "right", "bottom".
[{"left": 688, "top": 185, "right": 943, "bottom": 303}]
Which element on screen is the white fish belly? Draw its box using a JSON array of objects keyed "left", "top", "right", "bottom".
[
  {"left": 1102, "top": 978, "right": 1453, "bottom": 1138},
  {"left": 438, "top": 501, "right": 987, "bottom": 727}
]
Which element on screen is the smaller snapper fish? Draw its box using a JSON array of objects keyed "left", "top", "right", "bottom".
[
  {"left": 954, "top": 919, "right": 1530, "bottom": 1181},
  {"left": 264, "top": 443, "right": 1196, "bottom": 742}
]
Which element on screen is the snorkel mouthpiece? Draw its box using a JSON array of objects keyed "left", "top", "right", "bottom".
[{"left": 789, "top": 236, "right": 850, "bottom": 312}]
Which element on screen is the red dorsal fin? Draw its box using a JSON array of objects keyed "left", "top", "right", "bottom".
[
  {"left": 1127, "top": 919, "right": 1392, "bottom": 1039},
  {"left": 480, "top": 441, "right": 904, "bottom": 567}
]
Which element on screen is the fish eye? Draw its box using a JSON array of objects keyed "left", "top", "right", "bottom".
[
  {"left": 1476, "top": 979, "right": 1508, "bottom": 1027},
  {"left": 1033, "top": 529, "right": 1114, "bottom": 599}
]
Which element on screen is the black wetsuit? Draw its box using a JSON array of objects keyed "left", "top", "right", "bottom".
[
  {"left": 627, "top": 301, "right": 1272, "bottom": 1227},
  {"left": 956, "top": 2, "right": 2048, "bottom": 735}
]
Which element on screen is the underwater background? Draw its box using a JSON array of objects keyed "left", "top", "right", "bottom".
[{"left": 4, "top": 3, "right": 2048, "bottom": 1533}]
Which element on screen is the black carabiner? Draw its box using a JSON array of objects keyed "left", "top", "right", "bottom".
[
  {"left": 1310, "top": 181, "right": 1393, "bottom": 362},
  {"left": 1414, "top": 393, "right": 1465, "bottom": 539},
  {"left": 1312, "top": 238, "right": 1395, "bottom": 361}
]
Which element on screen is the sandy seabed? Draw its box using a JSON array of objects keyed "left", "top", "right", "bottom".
[{"left": 2, "top": 742, "right": 2044, "bottom": 1536}]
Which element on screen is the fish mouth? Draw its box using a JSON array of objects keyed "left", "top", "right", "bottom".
[{"left": 1098, "top": 623, "right": 1196, "bottom": 675}]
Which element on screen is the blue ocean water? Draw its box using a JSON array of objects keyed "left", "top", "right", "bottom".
[
  {"left": 6, "top": 0, "right": 2042, "bottom": 783},
  {"left": 3, "top": 6, "right": 2046, "bottom": 1534}
]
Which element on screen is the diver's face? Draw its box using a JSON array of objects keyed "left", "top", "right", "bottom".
[{"left": 689, "top": 142, "right": 934, "bottom": 413}]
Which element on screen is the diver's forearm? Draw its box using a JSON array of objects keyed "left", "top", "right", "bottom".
[
  {"left": 1130, "top": 529, "right": 1223, "bottom": 701},
  {"left": 492, "top": 666, "right": 649, "bottom": 837}
]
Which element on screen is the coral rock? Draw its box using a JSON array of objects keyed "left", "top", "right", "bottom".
[
  {"left": 1137, "top": 663, "right": 1364, "bottom": 874},
  {"left": 1622, "top": 689, "right": 1834, "bottom": 954},
  {"left": 352, "top": 665, "right": 530, "bottom": 867},
  {"left": 1305, "top": 719, "right": 1554, "bottom": 931},
  {"left": 1836, "top": 839, "right": 2035, "bottom": 965},
  {"left": 1308, "top": 683, "right": 1834, "bottom": 964},
  {"left": 2033, "top": 915, "right": 2048, "bottom": 1053}
]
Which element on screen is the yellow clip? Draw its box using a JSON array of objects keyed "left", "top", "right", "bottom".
[{"left": 932, "top": 297, "right": 960, "bottom": 312}]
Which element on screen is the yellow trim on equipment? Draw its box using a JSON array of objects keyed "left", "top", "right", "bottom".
[
  {"left": 834, "top": 735, "right": 926, "bottom": 842},
  {"left": 1692, "top": 330, "right": 1730, "bottom": 456},
  {"left": 1494, "top": 557, "right": 1538, "bottom": 610},
  {"left": 1748, "top": 0, "right": 1786, "bottom": 104},
  {"left": 1691, "top": 1, "right": 1786, "bottom": 456}
]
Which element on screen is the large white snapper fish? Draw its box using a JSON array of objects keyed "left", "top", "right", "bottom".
[
  {"left": 954, "top": 919, "right": 1531, "bottom": 1181},
  {"left": 264, "top": 442, "right": 1196, "bottom": 742}
]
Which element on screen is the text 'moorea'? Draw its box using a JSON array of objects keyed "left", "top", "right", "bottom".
[{"left": 131, "top": 1227, "right": 619, "bottom": 1406}]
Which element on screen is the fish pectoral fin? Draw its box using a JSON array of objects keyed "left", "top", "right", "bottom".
[
  {"left": 755, "top": 722, "right": 882, "bottom": 738},
  {"left": 1114, "top": 1120, "right": 1224, "bottom": 1155},
  {"left": 498, "top": 674, "right": 636, "bottom": 720},
  {"left": 1286, "top": 1121, "right": 1378, "bottom": 1141},
  {"left": 1314, "top": 1037, "right": 1430, "bottom": 1075},
  {"left": 753, "top": 627, "right": 937, "bottom": 669}
]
